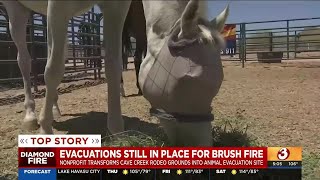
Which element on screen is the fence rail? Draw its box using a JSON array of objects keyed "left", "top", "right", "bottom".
[{"left": 226, "top": 17, "right": 320, "bottom": 66}]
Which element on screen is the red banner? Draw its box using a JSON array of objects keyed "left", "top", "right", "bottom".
[{"left": 19, "top": 147, "right": 268, "bottom": 169}]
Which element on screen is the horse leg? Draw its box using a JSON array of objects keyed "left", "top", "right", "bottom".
[
  {"left": 38, "top": 1, "right": 69, "bottom": 134},
  {"left": 52, "top": 91, "right": 62, "bottom": 118},
  {"left": 122, "top": 45, "right": 128, "bottom": 71},
  {"left": 99, "top": 1, "right": 131, "bottom": 134},
  {"left": 52, "top": 41, "right": 69, "bottom": 118},
  {"left": 134, "top": 50, "right": 142, "bottom": 95},
  {"left": 120, "top": 45, "right": 126, "bottom": 97},
  {"left": 3, "top": 1, "right": 39, "bottom": 130},
  {"left": 120, "top": 75, "right": 125, "bottom": 97}
]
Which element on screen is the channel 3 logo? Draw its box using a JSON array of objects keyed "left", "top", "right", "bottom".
[
  {"left": 277, "top": 147, "right": 290, "bottom": 160},
  {"left": 267, "top": 147, "right": 301, "bottom": 162}
]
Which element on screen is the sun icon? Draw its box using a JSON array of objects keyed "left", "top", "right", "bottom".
[
  {"left": 177, "top": 169, "right": 183, "bottom": 175},
  {"left": 231, "top": 169, "right": 237, "bottom": 175},
  {"left": 123, "top": 169, "right": 128, "bottom": 175}
]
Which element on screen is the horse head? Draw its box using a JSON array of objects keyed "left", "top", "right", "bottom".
[{"left": 142, "top": 0, "right": 229, "bottom": 115}]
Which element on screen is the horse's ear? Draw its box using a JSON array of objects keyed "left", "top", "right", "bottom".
[
  {"left": 178, "top": 0, "right": 200, "bottom": 39},
  {"left": 210, "top": 4, "right": 229, "bottom": 32}
]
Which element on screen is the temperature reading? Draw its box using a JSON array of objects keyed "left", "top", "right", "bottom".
[
  {"left": 239, "top": 169, "right": 259, "bottom": 174},
  {"left": 239, "top": 169, "right": 248, "bottom": 174},
  {"left": 129, "top": 169, "right": 151, "bottom": 174},
  {"left": 249, "top": 169, "right": 259, "bottom": 174},
  {"left": 185, "top": 169, "right": 203, "bottom": 174},
  {"left": 289, "top": 162, "right": 299, "bottom": 166}
]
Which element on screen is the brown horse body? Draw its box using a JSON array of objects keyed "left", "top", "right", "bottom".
[{"left": 122, "top": 0, "right": 147, "bottom": 95}]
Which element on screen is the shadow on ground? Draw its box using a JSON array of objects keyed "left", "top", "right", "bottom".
[
  {"left": 124, "top": 93, "right": 143, "bottom": 98},
  {"left": 54, "top": 112, "right": 166, "bottom": 141},
  {"left": 54, "top": 111, "right": 254, "bottom": 147}
]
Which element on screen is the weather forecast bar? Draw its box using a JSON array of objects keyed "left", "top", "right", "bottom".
[{"left": 17, "top": 135, "right": 302, "bottom": 180}]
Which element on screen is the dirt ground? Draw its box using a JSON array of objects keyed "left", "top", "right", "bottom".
[{"left": 0, "top": 60, "right": 320, "bottom": 178}]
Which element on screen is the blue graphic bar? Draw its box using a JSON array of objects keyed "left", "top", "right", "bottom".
[{"left": 18, "top": 168, "right": 56, "bottom": 180}]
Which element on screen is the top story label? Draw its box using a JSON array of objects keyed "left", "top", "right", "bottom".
[{"left": 18, "top": 135, "right": 101, "bottom": 147}]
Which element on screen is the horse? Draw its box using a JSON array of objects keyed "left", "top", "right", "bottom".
[
  {"left": 121, "top": 0, "right": 147, "bottom": 96},
  {"left": 139, "top": 0, "right": 229, "bottom": 146},
  {"left": 77, "top": 12, "right": 127, "bottom": 96},
  {"left": 0, "top": 1, "right": 142, "bottom": 132},
  {"left": 1, "top": 1, "right": 134, "bottom": 134},
  {"left": 4, "top": 0, "right": 228, "bottom": 147},
  {"left": 77, "top": 2, "right": 147, "bottom": 96}
]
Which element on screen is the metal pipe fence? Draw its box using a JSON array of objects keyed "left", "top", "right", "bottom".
[
  {"left": 0, "top": 5, "right": 110, "bottom": 91},
  {"left": 225, "top": 17, "right": 320, "bottom": 66}
]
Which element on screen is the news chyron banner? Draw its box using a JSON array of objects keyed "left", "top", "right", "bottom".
[
  {"left": 221, "top": 24, "right": 236, "bottom": 55},
  {"left": 18, "top": 135, "right": 302, "bottom": 180}
]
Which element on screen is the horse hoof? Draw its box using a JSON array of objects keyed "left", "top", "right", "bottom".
[
  {"left": 22, "top": 120, "right": 40, "bottom": 131},
  {"left": 107, "top": 120, "right": 124, "bottom": 135},
  {"left": 120, "top": 85, "right": 126, "bottom": 97},
  {"left": 52, "top": 107, "right": 62, "bottom": 119},
  {"left": 39, "top": 127, "right": 53, "bottom": 134}
]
